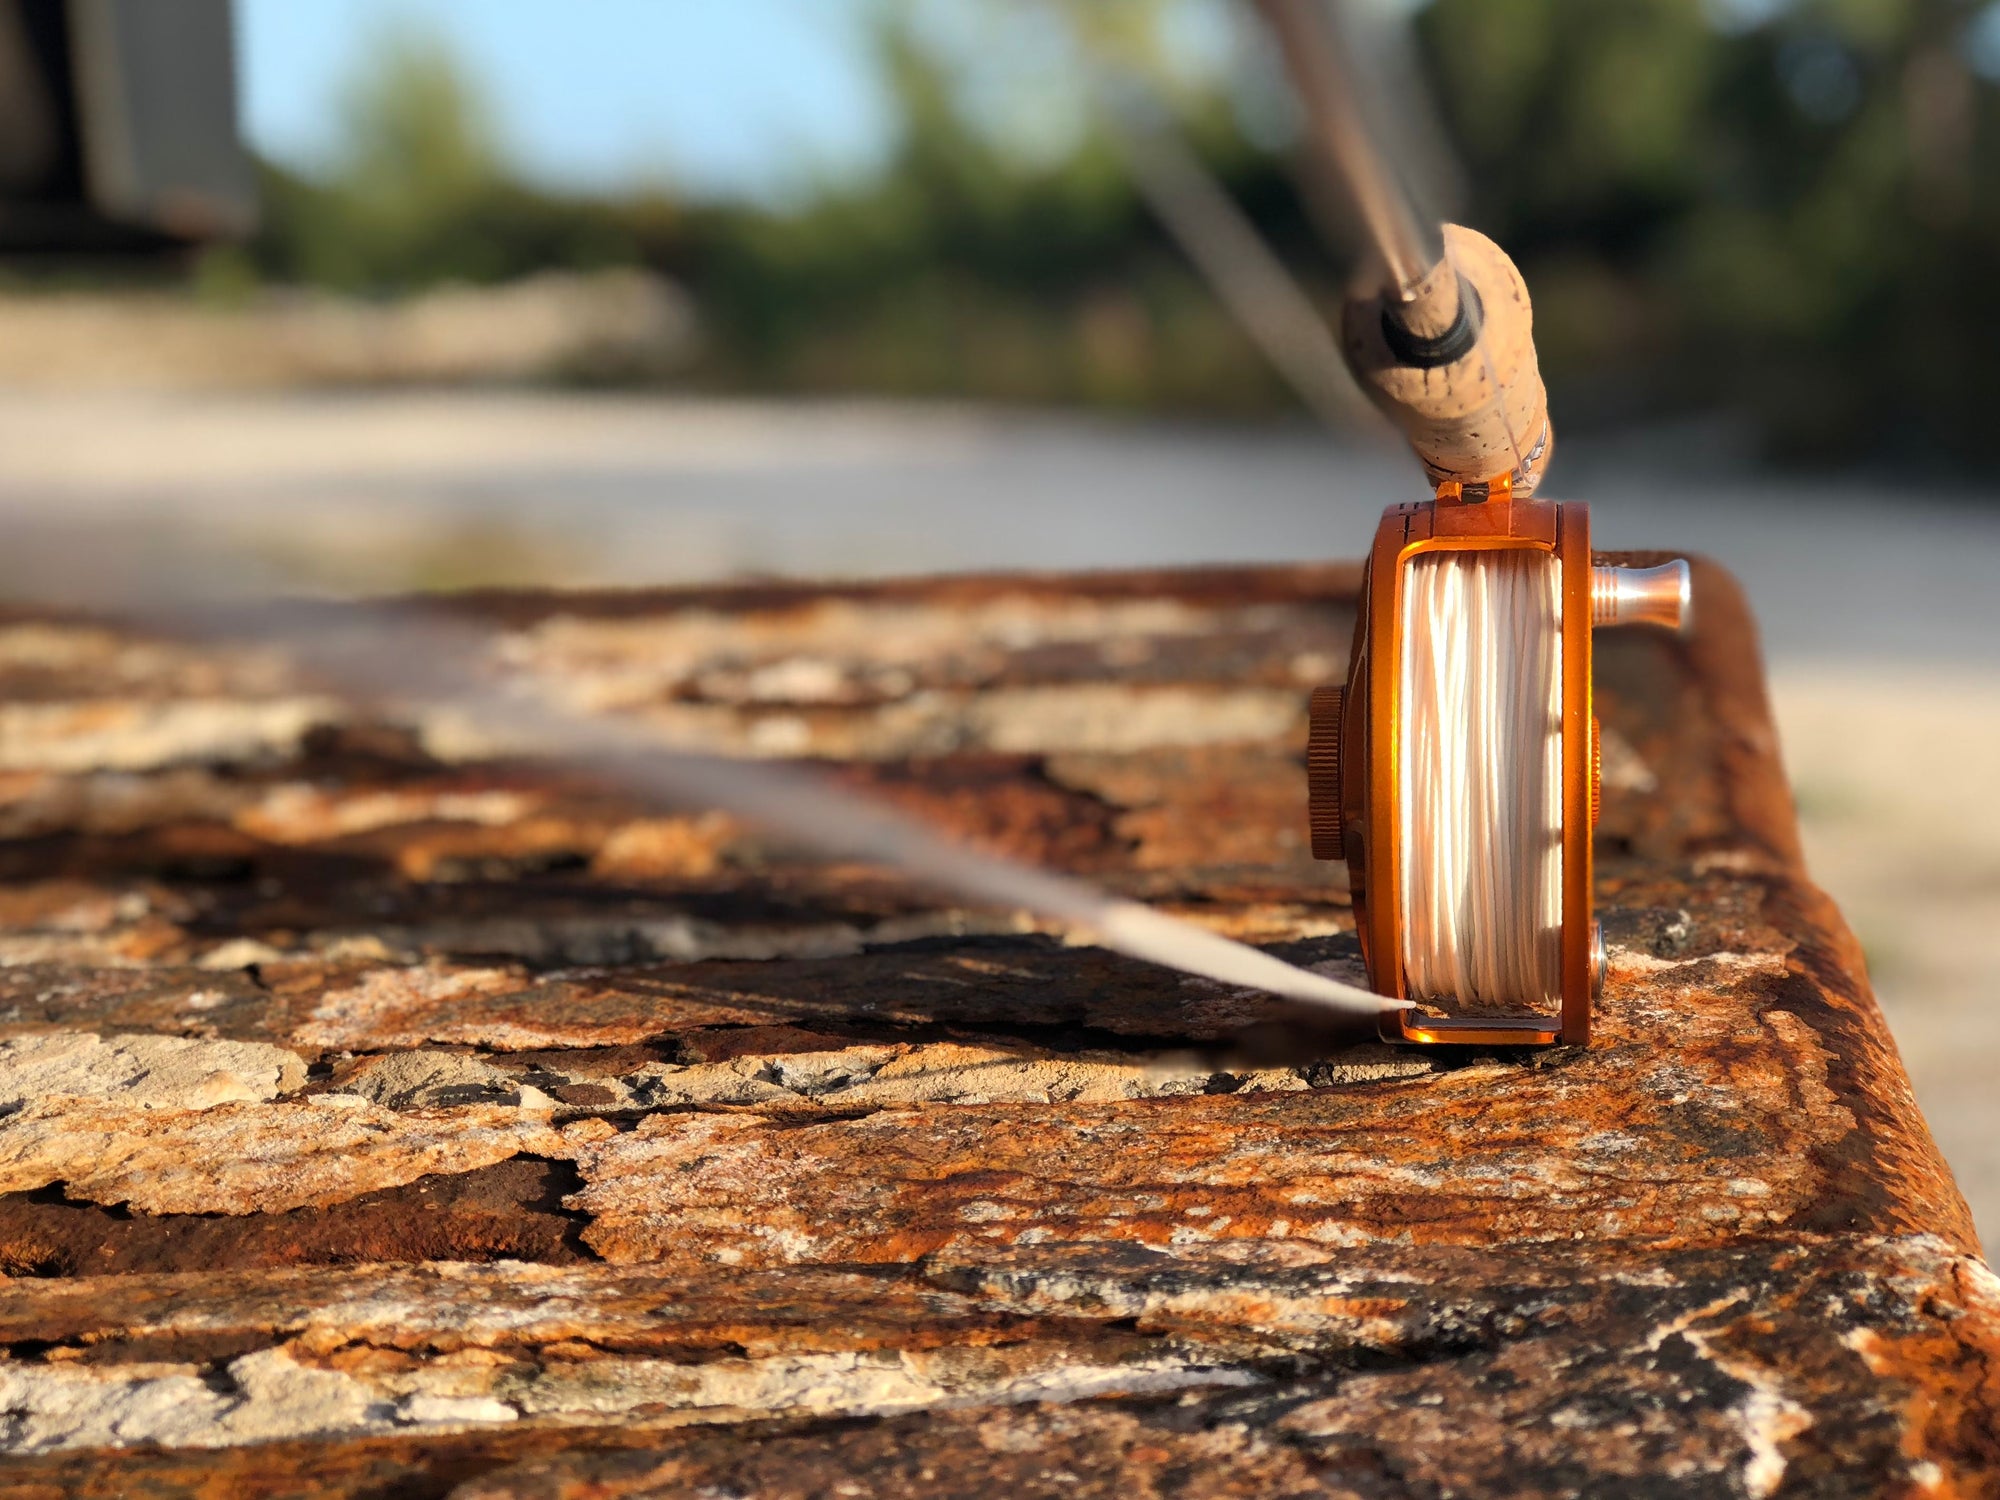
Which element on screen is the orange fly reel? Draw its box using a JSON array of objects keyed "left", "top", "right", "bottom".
[{"left": 1309, "top": 482, "right": 1687, "bottom": 1047}]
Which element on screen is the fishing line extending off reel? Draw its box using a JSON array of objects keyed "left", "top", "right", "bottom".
[{"left": 1305, "top": 225, "right": 1689, "bottom": 1047}]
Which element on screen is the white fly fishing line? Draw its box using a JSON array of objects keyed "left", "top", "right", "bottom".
[{"left": 1398, "top": 550, "right": 1564, "bottom": 1005}]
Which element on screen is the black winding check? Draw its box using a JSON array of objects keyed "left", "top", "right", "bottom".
[{"left": 1381, "top": 277, "right": 1484, "bottom": 369}]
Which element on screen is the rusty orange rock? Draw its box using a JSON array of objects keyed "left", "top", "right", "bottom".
[{"left": 0, "top": 560, "right": 1988, "bottom": 1495}]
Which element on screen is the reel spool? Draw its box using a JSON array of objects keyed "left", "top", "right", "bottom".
[{"left": 1308, "top": 490, "right": 1689, "bottom": 1047}]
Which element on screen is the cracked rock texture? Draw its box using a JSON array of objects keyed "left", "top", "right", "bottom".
[
  {"left": 0, "top": 1031, "right": 305, "bottom": 1110},
  {"left": 0, "top": 560, "right": 1992, "bottom": 1496}
]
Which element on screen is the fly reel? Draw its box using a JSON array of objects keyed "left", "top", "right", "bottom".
[
  {"left": 1240, "top": 9, "right": 1693, "bottom": 1045},
  {"left": 1308, "top": 491, "right": 1688, "bottom": 1047}
]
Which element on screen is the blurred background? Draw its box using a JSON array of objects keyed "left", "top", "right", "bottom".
[{"left": 0, "top": 0, "right": 1994, "bottom": 1237}]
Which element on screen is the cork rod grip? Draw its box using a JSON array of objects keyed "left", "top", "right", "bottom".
[{"left": 1340, "top": 224, "right": 1553, "bottom": 494}]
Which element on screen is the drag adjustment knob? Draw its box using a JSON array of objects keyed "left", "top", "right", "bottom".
[
  {"left": 1307, "top": 685, "right": 1345, "bottom": 860},
  {"left": 1590, "top": 715, "right": 1602, "bottom": 827}
]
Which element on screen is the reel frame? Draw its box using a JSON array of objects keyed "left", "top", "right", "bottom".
[{"left": 1314, "top": 485, "right": 1600, "bottom": 1047}]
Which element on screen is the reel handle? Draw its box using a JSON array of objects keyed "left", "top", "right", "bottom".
[{"left": 1592, "top": 561, "right": 1692, "bottom": 632}]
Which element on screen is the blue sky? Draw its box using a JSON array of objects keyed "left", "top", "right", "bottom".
[{"left": 235, "top": 0, "right": 897, "bottom": 200}]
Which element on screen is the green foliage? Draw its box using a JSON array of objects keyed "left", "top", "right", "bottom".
[
  {"left": 248, "top": 26, "right": 678, "bottom": 293},
  {"left": 1416, "top": 0, "right": 2000, "bottom": 460},
  {"left": 672, "top": 4, "right": 1311, "bottom": 410},
  {"left": 244, "top": 7, "right": 1298, "bottom": 412},
  {"left": 242, "top": 0, "right": 2000, "bottom": 462}
]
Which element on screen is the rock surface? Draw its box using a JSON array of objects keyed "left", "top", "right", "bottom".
[{"left": 0, "top": 560, "right": 1990, "bottom": 1496}]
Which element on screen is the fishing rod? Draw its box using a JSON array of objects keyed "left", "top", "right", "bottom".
[
  {"left": 1244, "top": 0, "right": 1690, "bottom": 1046},
  {"left": 1250, "top": 0, "right": 1545, "bottom": 493}
]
